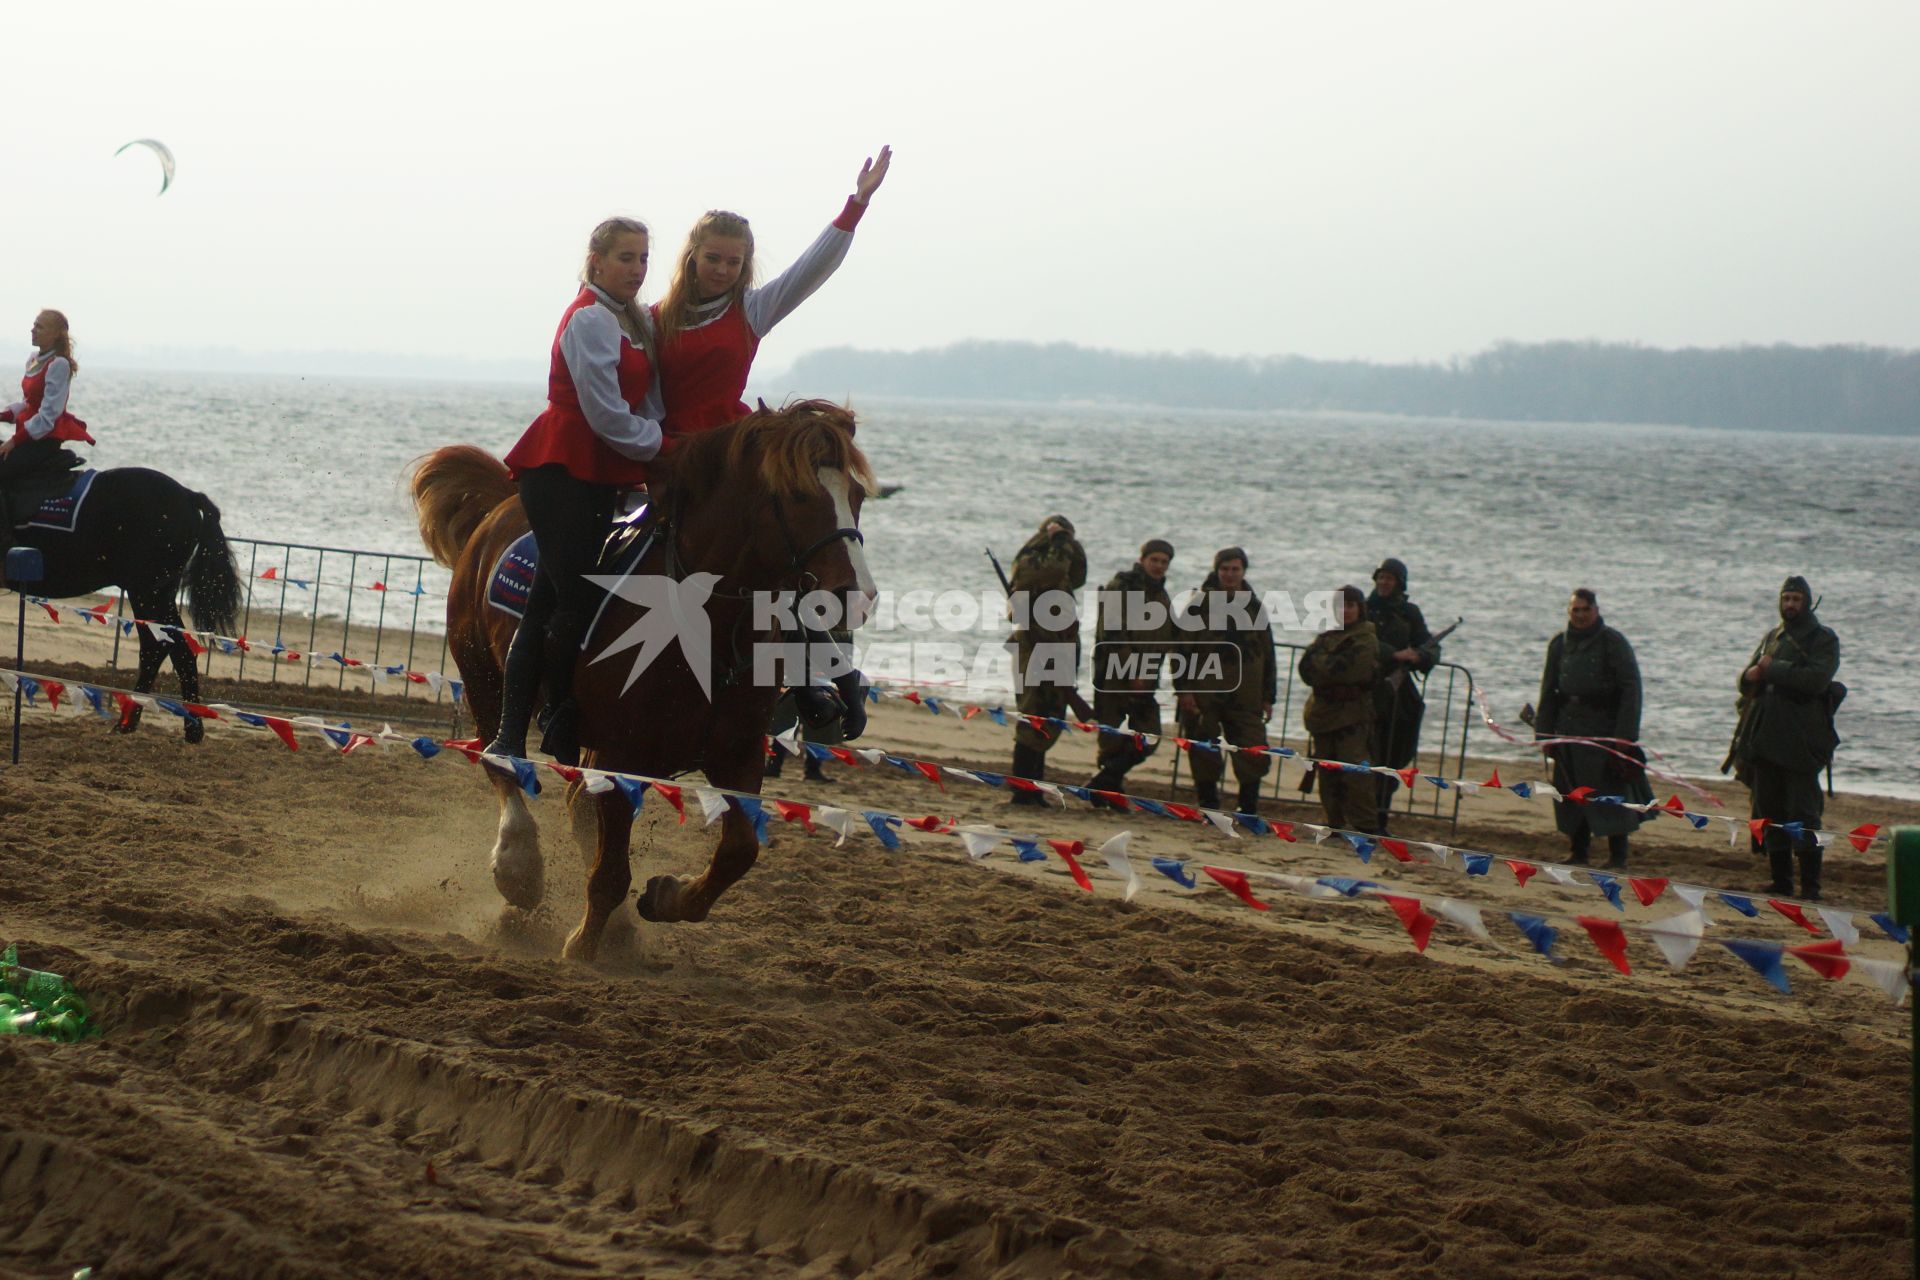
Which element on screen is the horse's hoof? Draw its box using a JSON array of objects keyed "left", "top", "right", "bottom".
[
  {"left": 560, "top": 926, "right": 597, "bottom": 963},
  {"left": 490, "top": 854, "right": 545, "bottom": 911},
  {"left": 111, "top": 710, "right": 141, "bottom": 736},
  {"left": 182, "top": 716, "right": 205, "bottom": 745},
  {"left": 637, "top": 874, "right": 684, "bottom": 923}
]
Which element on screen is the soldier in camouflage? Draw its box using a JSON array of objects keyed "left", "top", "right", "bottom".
[
  {"left": 1007, "top": 513, "right": 1087, "bottom": 806},
  {"left": 1175, "top": 547, "right": 1277, "bottom": 815},
  {"left": 1299, "top": 585, "right": 1381, "bottom": 833},
  {"left": 1087, "top": 538, "right": 1176, "bottom": 802}
]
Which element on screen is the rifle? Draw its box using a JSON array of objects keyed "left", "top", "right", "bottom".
[
  {"left": 987, "top": 546, "right": 1096, "bottom": 723},
  {"left": 1386, "top": 616, "right": 1462, "bottom": 693}
]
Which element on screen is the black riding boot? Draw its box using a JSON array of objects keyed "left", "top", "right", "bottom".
[
  {"left": 764, "top": 750, "right": 786, "bottom": 779},
  {"left": 1567, "top": 827, "right": 1592, "bottom": 866},
  {"left": 1604, "top": 834, "right": 1629, "bottom": 871},
  {"left": 803, "top": 753, "right": 832, "bottom": 784},
  {"left": 484, "top": 620, "right": 545, "bottom": 759},
  {"left": 1194, "top": 780, "right": 1221, "bottom": 810},
  {"left": 1010, "top": 744, "right": 1047, "bottom": 807},
  {"left": 1237, "top": 782, "right": 1262, "bottom": 816},
  {"left": 537, "top": 610, "right": 587, "bottom": 767},
  {"left": 1763, "top": 836, "right": 1795, "bottom": 897},
  {"left": 1797, "top": 842, "right": 1824, "bottom": 902}
]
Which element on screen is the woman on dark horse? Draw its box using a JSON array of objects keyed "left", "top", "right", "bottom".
[
  {"left": 0, "top": 309, "right": 243, "bottom": 738},
  {"left": 0, "top": 310, "right": 95, "bottom": 545},
  {"left": 486, "top": 217, "right": 665, "bottom": 768}
]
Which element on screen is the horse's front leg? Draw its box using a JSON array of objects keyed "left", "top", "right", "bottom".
[
  {"left": 159, "top": 607, "right": 208, "bottom": 745},
  {"left": 113, "top": 605, "right": 170, "bottom": 737},
  {"left": 485, "top": 765, "right": 545, "bottom": 909},
  {"left": 638, "top": 802, "right": 759, "bottom": 925},
  {"left": 564, "top": 787, "right": 635, "bottom": 961}
]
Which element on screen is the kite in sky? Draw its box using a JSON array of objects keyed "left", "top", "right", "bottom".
[{"left": 115, "top": 138, "right": 176, "bottom": 194}]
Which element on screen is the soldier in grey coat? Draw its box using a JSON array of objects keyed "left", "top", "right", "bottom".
[
  {"left": 1533, "top": 588, "right": 1652, "bottom": 869},
  {"left": 1731, "top": 575, "right": 1841, "bottom": 900}
]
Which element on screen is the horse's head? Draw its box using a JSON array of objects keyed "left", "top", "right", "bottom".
[{"left": 670, "top": 399, "right": 878, "bottom": 626}]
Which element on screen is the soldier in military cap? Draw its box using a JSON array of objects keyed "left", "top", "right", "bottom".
[
  {"left": 1731, "top": 575, "right": 1841, "bottom": 900},
  {"left": 1533, "top": 587, "right": 1652, "bottom": 869},
  {"left": 1298, "top": 585, "right": 1381, "bottom": 832},
  {"left": 1175, "top": 546, "right": 1276, "bottom": 815},
  {"left": 1087, "top": 538, "right": 1176, "bottom": 801},
  {"left": 1007, "top": 512, "right": 1087, "bottom": 806}
]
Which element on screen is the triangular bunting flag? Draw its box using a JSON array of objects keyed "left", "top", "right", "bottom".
[
  {"left": 1576, "top": 916, "right": 1631, "bottom": 973},
  {"left": 1380, "top": 895, "right": 1437, "bottom": 952},
  {"left": 1646, "top": 911, "right": 1705, "bottom": 970},
  {"left": 1787, "top": 938, "right": 1850, "bottom": 981},
  {"left": 1202, "top": 865, "right": 1269, "bottom": 911},
  {"left": 1722, "top": 939, "right": 1791, "bottom": 994},
  {"left": 1099, "top": 832, "right": 1138, "bottom": 902}
]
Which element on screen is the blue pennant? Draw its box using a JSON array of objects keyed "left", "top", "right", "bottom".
[
  {"left": 155, "top": 698, "right": 190, "bottom": 719},
  {"left": 986, "top": 707, "right": 1007, "bottom": 726},
  {"left": 1316, "top": 876, "right": 1381, "bottom": 898},
  {"left": 1190, "top": 739, "right": 1221, "bottom": 755},
  {"left": 612, "top": 776, "right": 648, "bottom": 813},
  {"left": 16, "top": 677, "right": 40, "bottom": 705},
  {"left": 882, "top": 755, "right": 916, "bottom": 775},
  {"left": 733, "top": 796, "right": 770, "bottom": 843},
  {"left": 1509, "top": 913, "right": 1559, "bottom": 957},
  {"left": 923, "top": 696, "right": 943, "bottom": 715},
  {"left": 1059, "top": 785, "right": 1094, "bottom": 804},
  {"left": 1462, "top": 853, "right": 1492, "bottom": 877},
  {"left": 1716, "top": 892, "right": 1760, "bottom": 918},
  {"left": 1343, "top": 833, "right": 1376, "bottom": 863},
  {"left": 1425, "top": 775, "right": 1451, "bottom": 789},
  {"left": 1508, "top": 782, "right": 1534, "bottom": 799},
  {"left": 970, "top": 770, "right": 1009, "bottom": 788},
  {"left": 448, "top": 680, "right": 464, "bottom": 703},
  {"left": 1132, "top": 797, "right": 1170, "bottom": 818},
  {"left": 1589, "top": 872, "right": 1625, "bottom": 912},
  {"left": 1271, "top": 746, "right": 1296, "bottom": 758},
  {"left": 1152, "top": 857, "right": 1197, "bottom": 888},
  {"left": 319, "top": 721, "right": 352, "bottom": 748},
  {"left": 1871, "top": 912, "right": 1911, "bottom": 945},
  {"left": 410, "top": 736, "right": 441, "bottom": 759},
  {"left": 511, "top": 759, "right": 541, "bottom": 798},
  {"left": 80, "top": 685, "right": 108, "bottom": 717},
  {"left": 803, "top": 741, "right": 832, "bottom": 761},
  {"left": 1011, "top": 839, "right": 1045, "bottom": 863},
  {"left": 865, "top": 685, "right": 882, "bottom": 702},
  {"left": 863, "top": 810, "right": 902, "bottom": 850},
  {"left": 1234, "top": 813, "right": 1270, "bottom": 835},
  {"left": 1722, "top": 939, "right": 1791, "bottom": 994}
]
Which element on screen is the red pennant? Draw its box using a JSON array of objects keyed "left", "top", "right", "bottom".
[
  {"left": 654, "top": 783, "right": 686, "bottom": 823},
  {"left": 903, "top": 690, "right": 922, "bottom": 704},
  {"left": 1849, "top": 823, "right": 1882, "bottom": 853},
  {"left": 1576, "top": 916, "right": 1632, "bottom": 973},
  {"left": 1379, "top": 838, "right": 1413, "bottom": 863},
  {"left": 1748, "top": 818, "right": 1770, "bottom": 844},
  {"left": 260, "top": 716, "right": 299, "bottom": 751},
  {"left": 36, "top": 601, "right": 60, "bottom": 622},
  {"left": 1132, "top": 732, "right": 1148, "bottom": 754},
  {"left": 773, "top": 800, "right": 815, "bottom": 834},
  {"left": 1662, "top": 794, "right": 1688, "bottom": 815},
  {"left": 829, "top": 746, "right": 859, "bottom": 766},
  {"left": 1506, "top": 859, "right": 1538, "bottom": 888},
  {"left": 259, "top": 566, "right": 279, "bottom": 580},
  {"left": 1023, "top": 714, "right": 1049, "bottom": 732},
  {"left": 443, "top": 736, "right": 484, "bottom": 762},
  {"left": 911, "top": 760, "right": 946, "bottom": 790},
  {"left": 183, "top": 702, "right": 217, "bottom": 719},
  {"left": 905, "top": 815, "right": 952, "bottom": 833},
  {"left": 1173, "top": 735, "right": 1192, "bottom": 751},
  {"left": 962, "top": 705, "right": 982, "bottom": 721},
  {"left": 1768, "top": 899, "right": 1820, "bottom": 934},
  {"left": 405, "top": 671, "right": 427, "bottom": 684},
  {"left": 1241, "top": 744, "right": 1269, "bottom": 757},
  {"left": 181, "top": 630, "right": 206, "bottom": 657},
  {"left": 1270, "top": 822, "right": 1296, "bottom": 842},
  {"left": 1481, "top": 768, "right": 1503, "bottom": 790},
  {"left": 1004, "top": 775, "right": 1041, "bottom": 793},
  {"left": 546, "top": 763, "right": 583, "bottom": 784},
  {"left": 38, "top": 679, "right": 65, "bottom": 711},
  {"left": 233, "top": 635, "right": 252, "bottom": 652},
  {"left": 1627, "top": 877, "right": 1669, "bottom": 907},
  {"left": 1072, "top": 719, "right": 1098, "bottom": 734},
  {"left": 111, "top": 692, "right": 139, "bottom": 728},
  {"left": 1092, "top": 790, "right": 1132, "bottom": 812},
  {"left": 1397, "top": 765, "right": 1419, "bottom": 789},
  {"left": 1787, "top": 938, "right": 1851, "bottom": 981},
  {"left": 1380, "top": 894, "right": 1436, "bottom": 951},
  {"left": 1566, "top": 786, "right": 1595, "bottom": 803},
  {"left": 369, "top": 581, "right": 387, "bottom": 592},
  {"left": 340, "top": 733, "right": 375, "bottom": 755},
  {"left": 1202, "top": 865, "right": 1269, "bottom": 911},
  {"left": 1161, "top": 802, "right": 1203, "bottom": 823},
  {"left": 1048, "top": 839, "right": 1093, "bottom": 891}
]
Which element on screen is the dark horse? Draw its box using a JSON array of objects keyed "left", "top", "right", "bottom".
[
  {"left": 411, "top": 400, "right": 876, "bottom": 960},
  {"left": 3, "top": 467, "right": 243, "bottom": 742}
]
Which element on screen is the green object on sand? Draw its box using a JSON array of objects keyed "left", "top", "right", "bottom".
[{"left": 0, "top": 944, "right": 97, "bottom": 1042}]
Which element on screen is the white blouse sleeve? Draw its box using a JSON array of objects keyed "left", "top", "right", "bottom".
[
  {"left": 743, "top": 222, "right": 854, "bottom": 338},
  {"left": 558, "top": 307, "right": 663, "bottom": 462},
  {"left": 21, "top": 357, "right": 70, "bottom": 440}
]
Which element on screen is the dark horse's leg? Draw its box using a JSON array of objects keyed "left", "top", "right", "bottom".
[
  {"left": 634, "top": 728, "right": 767, "bottom": 928},
  {"left": 124, "top": 586, "right": 206, "bottom": 743},
  {"left": 562, "top": 784, "right": 637, "bottom": 962}
]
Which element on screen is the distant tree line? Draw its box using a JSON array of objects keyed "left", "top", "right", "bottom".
[{"left": 786, "top": 339, "right": 1919, "bottom": 435}]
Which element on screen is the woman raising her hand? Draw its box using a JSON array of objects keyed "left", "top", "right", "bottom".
[{"left": 652, "top": 146, "right": 890, "bottom": 439}]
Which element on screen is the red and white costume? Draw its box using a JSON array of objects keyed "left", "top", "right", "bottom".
[
  {"left": 504, "top": 285, "right": 663, "bottom": 486},
  {"left": 654, "top": 196, "right": 869, "bottom": 439},
  {"left": 2, "top": 352, "right": 93, "bottom": 446}
]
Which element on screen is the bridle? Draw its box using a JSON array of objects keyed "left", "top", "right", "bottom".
[{"left": 768, "top": 489, "right": 864, "bottom": 594}]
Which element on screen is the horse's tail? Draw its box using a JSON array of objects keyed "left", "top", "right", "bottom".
[
  {"left": 409, "top": 446, "right": 515, "bottom": 568},
  {"left": 186, "top": 490, "right": 244, "bottom": 637}
]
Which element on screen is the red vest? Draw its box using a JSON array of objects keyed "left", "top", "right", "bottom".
[
  {"left": 6, "top": 358, "right": 93, "bottom": 446},
  {"left": 504, "top": 288, "right": 654, "bottom": 487},
  {"left": 654, "top": 300, "right": 760, "bottom": 440}
]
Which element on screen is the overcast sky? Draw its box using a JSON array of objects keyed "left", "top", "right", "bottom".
[{"left": 7, "top": 0, "right": 1916, "bottom": 375}]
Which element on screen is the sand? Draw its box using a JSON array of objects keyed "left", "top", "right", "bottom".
[{"left": 0, "top": 663, "right": 1913, "bottom": 1278}]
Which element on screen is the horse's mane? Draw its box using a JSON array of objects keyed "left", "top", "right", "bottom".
[{"left": 667, "top": 399, "right": 876, "bottom": 504}]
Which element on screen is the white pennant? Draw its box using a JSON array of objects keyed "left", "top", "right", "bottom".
[
  {"left": 1033, "top": 782, "right": 1063, "bottom": 802},
  {"left": 1203, "top": 810, "right": 1239, "bottom": 836},
  {"left": 857, "top": 747, "right": 887, "bottom": 766},
  {"left": 1541, "top": 865, "right": 1578, "bottom": 885},
  {"left": 1671, "top": 884, "right": 1711, "bottom": 924},
  {"left": 1852, "top": 956, "right": 1909, "bottom": 1004},
  {"left": 1100, "top": 832, "right": 1139, "bottom": 901},
  {"left": 1646, "top": 910, "right": 1706, "bottom": 970},
  {"left": 774, "top": 728, "right": 802, "bottom": 757},
  {"left": 1304, "top": 824, "right": 1330, "bottom": 845},
  {"left": 817, "top": 806, "right": 854, "bottom": 846},
  {"left": 425, "top": 672, "right": 445, "bottom": 694},
  {"left": 1816, "top": 909, "right": 1860, "bottom": 947},
  {"left": 695, "top": 787, "right": 729, "bottom": 826},
  {"left": 1434, "top": 898, "right": 1493, "bottom": 944},
  {"left": 959, "top": 829, "right": 1001, "bottom": 860},
  {"left": 947, "top": 768, "right": 988, "bottom": 786},
  {"left": 583, "top": 773, "right": 615, "bottom": 793},
  {"left": 1532, "top": 783, "right": 1561, "bottom": 800},
  {"left": 1814, "top": 831, "right": 1835, "bottom": 850},
  {"left": 1421, "top": 843, "right": 1451, "bottom": 866},
  {"left": 1728, "top": 818, "right": 1741, "bottom": 848}
]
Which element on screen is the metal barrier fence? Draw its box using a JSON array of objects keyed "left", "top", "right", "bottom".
[
  {"left": 1171, "top": 642, "right": 1473, "bottom": 834},
  {"left": 103, "top": 535, "right": 458, "bottom": 721}
]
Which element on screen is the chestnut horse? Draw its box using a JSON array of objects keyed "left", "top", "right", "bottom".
[{"left": 410, "top": 401, "right": 876, "bottom": 960}]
